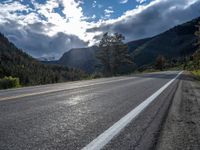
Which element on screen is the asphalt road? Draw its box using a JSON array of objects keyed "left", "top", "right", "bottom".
[{"left": 0, "top": 71, "right": 182, "bottom": 150}]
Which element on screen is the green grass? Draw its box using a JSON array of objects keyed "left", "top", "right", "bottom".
[
  {"left": 191, "top": 70, "right": 200, "bottom": 80},
  {"left": 0, "top": 76, "right": 21, "bottom": 90}
]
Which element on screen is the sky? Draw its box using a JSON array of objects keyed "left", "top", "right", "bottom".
[{"left": 0, "top": 0, "right": 200, "bottom": 59}]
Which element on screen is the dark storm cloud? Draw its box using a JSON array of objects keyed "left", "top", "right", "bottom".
[
  {"left": 0, "top": 20, "right": 87, "bottom": 58},
  {"left": 88, "top": 0, "right": 200, "bottom": 42}
]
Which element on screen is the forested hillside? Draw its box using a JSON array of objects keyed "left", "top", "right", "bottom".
[
  {"left": 0, "top": 33, "right": 87, "bottom": 87},
  {"left": 131, "top": 17, "right": 199, "bottom": 67}
]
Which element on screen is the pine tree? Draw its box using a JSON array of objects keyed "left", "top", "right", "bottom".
[
  {"left": 97, "top": 33, "right": 133, "bottom": 75},
  {"left": 155, "top": 55, "right": 166, "bottom": 70},
  {"left": 97, "top": 33, "right": 112, "bottom": 75},
  {"left": 195, "top": 21, "right": 200, "bottom": 50},
  {"left": 110, "top": 33, "right": 133, "bottom": 74},
  {"left": 193, "top": 21, "right": 200, "bottom": 69}
]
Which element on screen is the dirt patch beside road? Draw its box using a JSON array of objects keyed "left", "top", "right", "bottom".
[{"left": 156, "top": 73, "right": 200, "bottom": 150}]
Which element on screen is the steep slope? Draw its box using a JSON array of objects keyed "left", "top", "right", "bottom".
[
  {"left": 0, "top": 33, "right": 86, "bottom": 86},
  {"left": 58, "top": 46, "right": 99, "bottom": 73},
  {"left": 131, "top": 17, "right": 199, "bottom": 67},
  {"left": 127, "top": 37, "right": 152, "bottom": 53}
]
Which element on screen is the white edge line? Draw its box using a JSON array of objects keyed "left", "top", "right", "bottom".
[{"left": 82, "top": 71, "right": 183, "bottom": 150}]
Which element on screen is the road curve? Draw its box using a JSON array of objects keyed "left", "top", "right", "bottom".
[{"left": 0, "top": 71, "right": 181, "bottom": 150}]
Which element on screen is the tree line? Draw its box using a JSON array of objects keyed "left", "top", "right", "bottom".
[{"left": 183, "top": 21, "right": 200, "bottom": 71}]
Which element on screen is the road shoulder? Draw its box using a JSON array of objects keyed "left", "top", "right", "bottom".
[{"left": 156, "top": 73, "right": 200, "bottom": 150}]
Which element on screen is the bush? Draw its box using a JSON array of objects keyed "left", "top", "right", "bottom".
[
  {"left": 90, "top": 72, "right": 104, "bottom": 79},
  {"left": 192, "top": 70, "right": 200, "bottom": 80},
  {"left": 0, "top": 76, "right": 21, "bottom": 89}
]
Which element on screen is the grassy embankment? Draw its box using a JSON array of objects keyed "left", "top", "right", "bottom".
[
  {"left": 191, "top": 70, "right": 200, "bottom": 80},
  {"left": 185, "top": 60, "right": 200, "bottom": 80}
]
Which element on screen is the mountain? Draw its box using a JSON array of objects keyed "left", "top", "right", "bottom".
[
  {"left": 0, "top": 33, "right": 86, "bottom": 86},
  {"left": 131, "top": 18, "right": 198, "bottom": 67},
  {"left": 48, "top": 17, "right": 199, "bottom": 72},
  {"left": 58, "top": 46, "right": 99, "bottom": 73}
]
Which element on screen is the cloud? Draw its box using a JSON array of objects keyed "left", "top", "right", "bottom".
[
  {"left": 120, "top": 0, "right": 128, "bottom": 4},
  {"left": 87, "top": 0, "right": 200, "bottom": 42},
  {"left": 0, "top": 0, "right": 90, "bottom": 58},
  {"left": 92, "top": 1, "right": 97, "bottom": 8},
  {"left": 104, "top": 7, "right": 114, "bottom": 19},
  {"left": 0, "top": 20, "right": 87, "bottom": 58},
  {"left": 136, "top": 0, "right": 147, "bottom": 4}
]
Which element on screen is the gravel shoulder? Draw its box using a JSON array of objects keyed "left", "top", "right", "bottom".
[{"left": 156, "top": 73, "right": 200, "bottom": 150}]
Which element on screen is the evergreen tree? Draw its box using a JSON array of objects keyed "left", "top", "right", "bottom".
[
  {"left": 97, "top": 33, "right": 112, "bottom": 75},
  {"left": 111, "top": 33, "right": 133, "bottom": 74},
  {"left": 155, "top": 55, "right": 166, "bottom": 70},
  {"left": 195, "top": 21, "right": 200, "bottom": 50},
  {"left": 193, "top": 21, "right": 200, "bottom": 69},
  {"left": 97, "top": 33, "right": 133, "bottom": 76}
]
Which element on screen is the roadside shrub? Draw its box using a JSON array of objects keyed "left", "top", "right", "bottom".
[
  {"left": 192, "top": 70, "right": 200, "bottom": 80},
  {"left": 0, "top": 76, "right": 21, "bottom": 89},
  {"left": 90, "top": 72, "right": 104, "bottom": 79}
]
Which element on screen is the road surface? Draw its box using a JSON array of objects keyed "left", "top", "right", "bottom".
[{"left": 0, "top": 71, "right": 182, "bottom": 150}]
